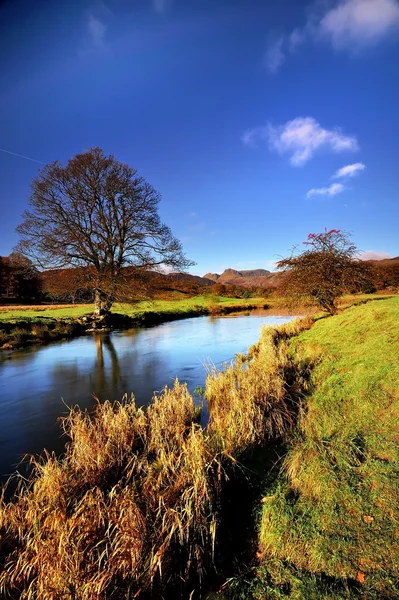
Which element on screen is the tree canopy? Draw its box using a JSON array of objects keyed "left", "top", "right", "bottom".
[
  {"left": 276, "top": 229, "right": 370, "bottom": 314},
  {"left": 15, "top": 147, "right": 193, "bottom": 314}
]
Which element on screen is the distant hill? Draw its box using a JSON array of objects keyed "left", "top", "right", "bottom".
[
  {"left": 367, "top": 256, "right": 399, "bottom": 266},
  {"left": 203, "top": 268, "right": 282, "bottom": 288},
  {"left": 166, "top": 272, "right": 215, "bottom": 286}
]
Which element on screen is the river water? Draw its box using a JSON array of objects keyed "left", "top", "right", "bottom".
[{"left": 0, "top": 311, "right": 295, "bottom": 481}]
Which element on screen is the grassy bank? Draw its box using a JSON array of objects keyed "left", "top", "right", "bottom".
[
  {"left": 226, "top": 296, "right": 399, "bottom": 599},
  {"left": 0, "top": 296, "right": 268, "bottom": 350}
]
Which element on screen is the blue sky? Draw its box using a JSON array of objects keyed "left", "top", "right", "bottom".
[{"left": 0, "top": 0, "right": 398, "bottom": 275}]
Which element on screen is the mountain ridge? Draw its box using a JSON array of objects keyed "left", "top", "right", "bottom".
[{"left": 203, "top": 268, "right": 281, "bottom": 288}]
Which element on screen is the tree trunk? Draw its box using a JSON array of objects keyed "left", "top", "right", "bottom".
[
  {"left": 94, "top": 289, "right": 105, "bottom": 316},
  {"left": 103, "top": 295, "right": 114, "bottom": 313},
  {"left": 94, "top": 289, "right": 113, "bottom": 315}
]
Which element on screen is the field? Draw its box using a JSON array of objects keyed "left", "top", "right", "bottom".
[{"left": 0, "top": 295, "right": 267, "bottom": 321}]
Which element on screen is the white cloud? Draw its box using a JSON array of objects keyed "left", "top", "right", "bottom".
[
  {"left": 269, "top": 0, "right": 399, "bottom": 74},
  {"left": 358, "top": 250, "right": 391, "bottom": 261},
  {"left": 88, "top": 14, "right": 106, "bottom": 48},
  {"left": 264, "top": 36, "right": 286, "bottom": 74},
  {"left": 307, "top": 182, "right": 346, "bottom": 197},
  {"left": 334, "top": 162, "right": 366, "bottom": 178},
  {"left": 320, "top": 0, "right": 399, "bottom": 50},
  {"left": 265, "top": 117, "right": 358, "bottom": 166}
]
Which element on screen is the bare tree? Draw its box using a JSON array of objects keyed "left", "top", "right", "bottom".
[
  {"left": 276, "top": 229, "right": 371, "bottom": 314},
  {"left": 15, "top": 147, "right": 194, "bottom": 314}
]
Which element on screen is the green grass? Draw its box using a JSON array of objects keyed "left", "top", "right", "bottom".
[
  {"left": 0, "top": 295, "right": 266, "bottom": 322},
  {"left": 253, "top": 297, "right": 399, "bottom": 599}
]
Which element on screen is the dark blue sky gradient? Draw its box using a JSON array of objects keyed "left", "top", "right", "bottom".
[{"left": 1, "top": 0, "right": 398, "bottom": 273}]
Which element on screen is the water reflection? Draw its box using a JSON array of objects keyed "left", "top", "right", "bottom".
[{"left": 0, "top": 312, "right": 296, "bottom": 480}]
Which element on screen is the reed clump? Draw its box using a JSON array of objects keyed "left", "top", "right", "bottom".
[
  {"left": 206, "top": 317, "right": 316, "bottom": 456},
  {"left": 0, "top": 317, "right": 317, "bottom": 599},
  {"left": 0, "top": 381, "right": 220, "bottom": 599}
]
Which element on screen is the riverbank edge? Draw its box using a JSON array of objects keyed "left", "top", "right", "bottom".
[{"left": 0, "top": 301, "right": 269, "bottom": 352}]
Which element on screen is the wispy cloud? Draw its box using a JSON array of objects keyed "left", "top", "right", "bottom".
[
  {"left": 243, "top": 117, "right": 358, "bottom": 166},
  {"left": 266, "top": 0, "right": 399, "bottom": 74},
  {"left": 88, "top": 14, "right": 107, "bottom": 48},
  {"left": 153, "top": 0, "right": 173, "bottom": 15},
  {"left": 188, "top": 221, "right": 207, "bottom": 232},
  {"left": 358, "top": 250, "right": 391, "bottom": 261},
  {"left": 264, "top": 35, "right": 285, "bottom": 74},
  {"left": 241, "top": 127, "right": 268, "bottom": 149},
  {"left": 289, "top": 27, "right": 307, "bottom": 53},
  {"left": 307, "top": 182, "right": 346, "bottom": 198},
  {"left": 81, "top": 4, "right": 113, "bottom": 54},
  {"left": 334, "top": 162, "right": 366, "bottom": 178},
  {"left": 265, "top": 259, "right": 279, "bottom": 271}
]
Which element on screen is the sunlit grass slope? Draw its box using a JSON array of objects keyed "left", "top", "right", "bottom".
[{"left": 256, "top": 297, "right": 399, "bottom": 599}]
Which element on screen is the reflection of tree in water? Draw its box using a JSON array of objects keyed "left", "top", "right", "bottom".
[
  {"left": 94, "top": 334, "right": 121, "bottom": 389},
  {"left": 49, "top": 332, "right": 167, "bottom": 407}
]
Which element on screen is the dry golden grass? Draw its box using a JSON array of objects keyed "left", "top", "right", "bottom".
[
  {"left": 0, "top": 317, "right": 316, "bottom": 599},
  {"left": 0, "top": 382, "right": 219, "bottom": 598},
  {"left": 206, "top": 317, "right": 315, "bottom": 456}
]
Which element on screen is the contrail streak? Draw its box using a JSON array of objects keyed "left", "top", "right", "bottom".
[{"left": 0, "top": 147, "right": 45, "bottom": 164}]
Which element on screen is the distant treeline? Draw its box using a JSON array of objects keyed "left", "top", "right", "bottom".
[
  {"left": 1, "top": 254, "right": 398, "bottom": 304},
  {"left": 0, "top": 254, "right": 42, "bottom": 303}
]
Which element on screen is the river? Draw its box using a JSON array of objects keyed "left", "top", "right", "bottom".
[{"left": 0, "top": 311, "right": 295, "bottom": 481}]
